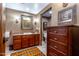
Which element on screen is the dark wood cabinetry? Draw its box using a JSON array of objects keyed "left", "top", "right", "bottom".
[
  {"left": 34, "top": 34, "right": 40, "bottom": 45},
  {"left": 13, "top": 34, "right": 40, "bottom": 50},
  {"left": 13, "top": 35, "right": 21, "bottom": 50},
  {"left": 21, "top": 35, "right": 28, "bottom": 48},
  {"left": 28, "top": 35, "right": 35, "bottom": 47},
  {"left": 47, "top": 25, "right": 79, "bottom": 56}
]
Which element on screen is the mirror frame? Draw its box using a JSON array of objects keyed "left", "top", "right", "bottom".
[{"left": 21, "top": 15, "right": 33, "bottom": 30}]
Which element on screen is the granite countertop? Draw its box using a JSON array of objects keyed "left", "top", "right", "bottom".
[{"left": 13, "top": 32, "right": 39, "bottom": 36}]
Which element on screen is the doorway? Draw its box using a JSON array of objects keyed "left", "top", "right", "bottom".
[{"left": 41, "top": 8, "right": 52, "bottom": 45}]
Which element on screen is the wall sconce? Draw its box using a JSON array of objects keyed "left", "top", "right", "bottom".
[
  {"left": 34, "top": 22, "right": 37, "bottom": 25},
  {"left": 63, "top": 3, "right": 68, "bottom": 7},
  {"left": 14, "top": 16, "right": 20, "bottom": 23},
  {"left": 16, "top": 19, "right": 19, "bottom": 23}
]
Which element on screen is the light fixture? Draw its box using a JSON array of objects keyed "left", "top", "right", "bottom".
[
  {"left": 63, "top": 3, "right": 68, "bottom": 7},
  {"left": 15, "top": 16, "right": 20, "bottom": 23},
  {"left": 49, "top": 10, "right": 52, "bottom": 14},
  {"left": 16, "top": 19, "right": 19, "bottom": 23},
  {"left": 26, "top": 8, "right": 30, "bottom": 11}
]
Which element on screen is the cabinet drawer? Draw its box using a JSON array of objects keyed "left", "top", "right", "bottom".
[
  {"left": 13, "top": 39, "right": 21, "bottom": 44},
  {"left": 22, "top": 35, "right": 27, "bottom": 38},
  {"left": 35, "top": 40, "right": 39, "bottom": 45},
  {"left": 22, "top": 43, "right": 28, "bottom": 48},
  {"left": 47, "top": 27, "right": 67, "bottom": 35},
  {"left": 48, "top": 40, "right": 67, "bottom": 54},
  {"left": 48, "top": 46, "right": 67, "bottom": 56},
  {"left": 13, "top": 44, "right": 21, "bottom": 50},
  {"left": 22, "top": 40, "right": 28, "bottom": 48},
  {"left": 48, "top": 35, "right": 67, "bottom": 44},
  {"left": 13, "top": 35, "right": 21, "bottom": 40}
]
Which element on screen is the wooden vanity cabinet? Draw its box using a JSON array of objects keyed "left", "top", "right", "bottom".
[
  {"left": 13, "top": 35, "right": 21, "bottom": 50},
  {"left": 21, "top": 35, "right": 28, "bottom": 48},
  {"left": 13, "top": 34, "right": 40, "bottom": 50},
  {"left": 34, "top": 34, "right": 40, "bottom": 45},
  {"left": 28, "top": 35, "right": 35, "bottom": 47}
]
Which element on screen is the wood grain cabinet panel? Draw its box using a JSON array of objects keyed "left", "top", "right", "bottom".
[
  {"left": 21, "top": 35, "right": 28, "bottom": 48},
  {"left": 48, "top": 40, "right": 67, "bottom": 54},
  {"left": 13, "top": 34, "right": 40, "bottom": 50},
  {"left": 13, "top": 35, "right": 21, "bottom": 50},
  {"left": 48, "top": 46, "right": 66, "bottom": 56},
  {"left": 47, "top": 25, "right": 79, "bottom": 56},
  {"left": 28, "top": 35, "right": 35, "bottom": 47},
  {"left": 34, "top": 34, "right": 40, "bottom": 45},
  {"left": 48, "top": 35, "right": 67, "bottom": 44}
]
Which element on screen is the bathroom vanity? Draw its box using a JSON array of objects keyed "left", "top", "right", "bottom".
[{"left": 13, "top": 33, "right": 40, "bottom": 50}]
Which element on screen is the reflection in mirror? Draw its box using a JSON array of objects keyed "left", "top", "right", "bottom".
[{"left": 21, "top": 15, "right": 33, "bottom": 30}]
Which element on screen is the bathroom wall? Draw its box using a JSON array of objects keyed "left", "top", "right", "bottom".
[
  {"left": 50, "top": 3, "right": 77, "bottom": 26},
  {"left": 6, "top": 8, "right": 40, "bottom": 33},
  {"left": 5, "top": 8, "right": 40, "bottom": 46},
  {"left": 37, "top": 3, "right": 79, "bottom": 27}
]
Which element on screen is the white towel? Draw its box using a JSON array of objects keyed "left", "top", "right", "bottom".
[{"left": 5, "top": 32, "right": 10, "bottom": 38}]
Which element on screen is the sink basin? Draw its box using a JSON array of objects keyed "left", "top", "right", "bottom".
[{"left": 23, "top": 33, "right": 32, "bottom": 34}]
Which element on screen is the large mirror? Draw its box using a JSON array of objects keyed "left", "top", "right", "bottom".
[{"left": 21, "top": 15, "right": 33, "bottom": 30}]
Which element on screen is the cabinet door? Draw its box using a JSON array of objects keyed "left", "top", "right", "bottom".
[
  {"left": 35, "top": 34, "right": 40, "bottom": 45},
  {"left": 13, "top": 36, "right": 21, "bottom": 50},
  {"left": 28, "top": 35, "right": 34, "bottom": 47},
  {"left": 22, "top": 35, "right": 28, "bottom": 48}
]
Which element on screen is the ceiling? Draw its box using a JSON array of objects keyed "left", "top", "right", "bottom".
[
  {"left": 6, "top": 3, "right": 49, "bottom": 14},
  {"left": 42, "top": 10, "right": 52, "bottom": 18}
]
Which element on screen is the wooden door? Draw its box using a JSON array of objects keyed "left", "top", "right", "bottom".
[{"left": 0, "top": 3, "right": 6, "bottom": 56}]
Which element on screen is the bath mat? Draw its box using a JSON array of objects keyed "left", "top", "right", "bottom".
[{"left": 11, "top": 47, "right": 45, "bottom": 56}]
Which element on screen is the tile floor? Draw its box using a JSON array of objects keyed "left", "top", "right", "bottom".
[{"left": 5, "top": 41, "right": 47, "bottom": 56}]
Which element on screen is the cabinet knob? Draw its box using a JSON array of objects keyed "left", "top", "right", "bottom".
[
  {"left": 54, "top": 54, "right": 57, "bottom": 56},
  {"left": 54, "top": 38, "right": 57, "bottom": 40},
  {"left": 54, "top": 46, "right": 57, "bottom": 48},
  {"left": 54, "top": 31, "right": 57, "bottom": 33}
]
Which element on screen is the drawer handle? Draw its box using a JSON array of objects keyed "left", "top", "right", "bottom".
[
  {"left": 54, "top": 38, "right": 57, "bottom": 40},
  {"left": 54, "top": 54, "right": 57, "bottom": 56},
  {"left": 54, "top": 31, "right": 57, "bottom": 33},
  {"left": 54, "top": 46, "right": 57, "bottom": 48}
]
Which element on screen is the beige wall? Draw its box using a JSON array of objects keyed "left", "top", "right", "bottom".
[
  {"left": 6, "top": 8, "right": 40, "bottom": 34},
  {"left": 5, "top": 8, "right": 40, "bottom": 45},
  {"left": 76, "top": 4, "right": 79, "bottom": 25},
  {"left": 37, "top": 3, "right": 79, "bottom": 27},
  {"left": 51, "top": 3, "right": 76, "bottom": 26}
]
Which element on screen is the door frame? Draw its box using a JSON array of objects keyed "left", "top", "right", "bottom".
[{"left": 40, "top": 7, "right": 52, "bottom": 45}]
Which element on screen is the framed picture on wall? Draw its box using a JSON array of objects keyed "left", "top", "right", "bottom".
[
  {"left": 58, "top": 5, "right": 77, "bottom": 25},
  {"left": 21, "top": 15, "right": 33, "bottom": 30}
]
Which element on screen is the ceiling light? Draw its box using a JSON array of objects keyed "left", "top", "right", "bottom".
[
  {"left": 49, "top": 11, "right": 52, "bottom": 14},
  {"left": 26, "top": 8, "right": 30, "bottom": 11},
  {"left": 34, "top": 3, "right": 38, "bottom": 9}
]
